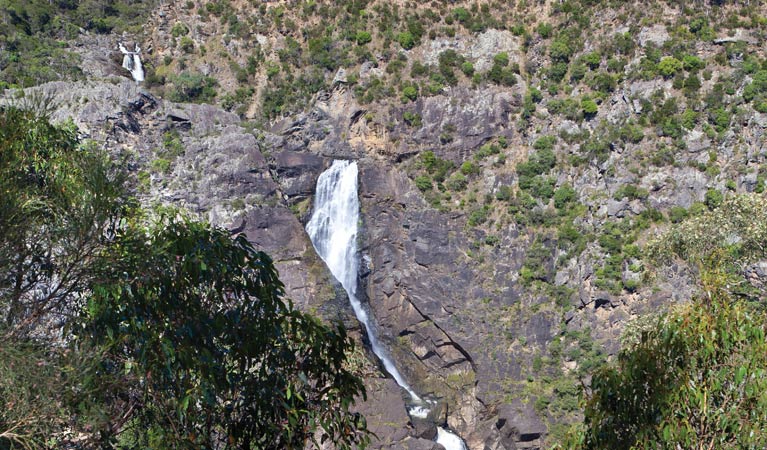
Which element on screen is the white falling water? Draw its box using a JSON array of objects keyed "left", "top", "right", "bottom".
[
  {"left": 119, "top": 43, "right": 145, "bottom": 82},
  {"left": 306, "top": 160, "right": 468, "bottom": 450},
  {"left": 306, "top": 160, "right": 419, "bottom": 399}
]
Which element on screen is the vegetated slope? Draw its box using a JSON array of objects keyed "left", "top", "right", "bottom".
[{"left": 3, "top": 0, "right": 767, "bottom": 447}]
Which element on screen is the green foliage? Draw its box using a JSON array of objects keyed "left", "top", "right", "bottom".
[
  {"left": 588, "top": 72, "right": 617, "bottom": 95},
  {"left": 580, "top": 295, "right": 767, "bottom": 449},
  {"left": 355, "top": 30, "right": 372, "bottom": 45},
  {"left": 0, "top": 106, "right": 128, "bottom": 336},
  {"left": 461, "top": 61, "right": 475, "bottom": 77},
  {"left": 402, "top": 84, "right": 418, "bottom": 102},
  {"left": 84, "top": 216, "right": 369, "bottom": 448},
  {"left": 518, "top": 143, "right": 557, "bottom": 194},
  {"left": 307, "top": 36, "right": 340, "bottom": 71},
  {"left": 704, "top": 188, "right": 724, "bottom": 210},
  {"left": 520, "top": 239, "right": 553, "bottom": 284},
  {"left": 581, "top": 98, "right": 598, "bottom": 117},
  {"left": 648, "top": 194, "right": 767, "bottom": 298},
  {"left": 668, "top": 206, "right": 688, "bottom": 223},
  {"left": 613, "top": 184, "right": 649, "bottom": 201},
  {"left": 550, "top": 39, "right": 574, "bottom": 63},
  {"left": 682, "top": 54, "right": 705, "bottom": 72},
  {"left": 420, "top": 150, "right": 454, "bottom": 183},
  {"left": 554, "top": 184, "right": 577, "bottom": 209},
  {"left": 168, "top": 72, "right": 218, "bottom": 103},
  {"left": 537, "top": 22, "right": 553, "bottom": 38},
  {"left": 171, "top": 21, "right": 190, "bottom": 37},
  {"left": 460, "top": 161, "right": 480, "bottom": 176},
  {"left": 403, "top": 111, "right": 422, "bottom": 127},
  {"left": 467, "top": 206, "right": 490, "bottom": 227},
  {"left": 179, "top": 36, "right": 195, "bottom": 53},
  {"left": 582, "top": 52, "right": 601, "bottom": 70},
  {"left": 397, "top": 31, "right": 416, "bottom": 50},
  {"left": 415, "top": 175, "right": 432, "bottom": 191},
  {"left": 658, "top": 56, "right": 683, "bottom": 77},
  {"left": 493, "top": 52, "right": 510, "bottom": 67},
  {"left": 446, "top": 172, "right": 467, "bottom": 191}
]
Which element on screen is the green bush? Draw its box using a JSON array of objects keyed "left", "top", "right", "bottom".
[
  {"left": 415, "top": 175, "right": 432, "bottom": 192},
  {"left": 461, "top": 61, "right": 475, "bottom": 76},
  {"left": 493, "top": 52, "right": 510, "bottom": 67},
  {"left": 171, "top": 22, "right": 189, "bottom": 37},
  {"left": 179, "top": 36, "right": 195, "bottom": 53},
  {"left": 580, "top": 295, "right": 767, "bottom": 449},
  {"left": 397, "top": 31, "right": 416, "bottom": 50},
  {"left": 704, "top": 188, "right": 723, "bottom": 209},
  {"left": 355, "top": 30, "right": 372, "bottom": 45},
  {"left": 460, "top": 161, "right": 480, "bottom": 176},
  {"left": 446, "top": 172, "right": 467, "bottom": 191},
  {"left": 550, "top": 39, "right": 573, "bottom": 63},
  {"left": 168, "top": 72, "right": 218, "bottom": 103},
  {"left": 467, "top": 206, "right": 490, "bottom": 226},
  {"left": 554, "top": 184, "right": 577, "bottom": 209},
  {"left": 582, "top": 51, "right": 601, "bottom": 69},
  {"left": 402, "top": 85, "right": 418, "bottom": 102},
  {"left": 658, "top": 56, "right": 683, "bottom": 77},
  {"left": 614, "top": 184, "right": 649, "bottom": 201},
  {"left": 668, "top": 206, "right": 688, "bottom": 223},
  {"left": 581, "top": 98, "right": 598, "bottom": 117},
  {"left": 403, "top": 111, "right": 422, "bottom": 127}
]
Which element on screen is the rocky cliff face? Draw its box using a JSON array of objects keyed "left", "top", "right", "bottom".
[{"left": 6, "top": 0, "right": 767, "bottom": 447}]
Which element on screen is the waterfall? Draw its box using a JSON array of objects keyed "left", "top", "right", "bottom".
[
  {"left": 119, "top": 43, "right": 145, "bottom": 82},
  {"left": 306, "top": 160, "right": 419, "bottom": 399},
  {"left": 307, "top": 160, "right": 468, "bottom": 450}
]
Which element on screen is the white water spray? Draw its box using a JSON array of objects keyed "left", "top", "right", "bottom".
[
  {"left": 119, "top": 43, "right": 144, "bottom": 82},
  {"left": 306, "top": 160, "right": 468, "bottom": 450}
]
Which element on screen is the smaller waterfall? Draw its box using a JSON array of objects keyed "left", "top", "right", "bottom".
[{"left": 119, "top": 43, "right": 145, "bottom": 82}]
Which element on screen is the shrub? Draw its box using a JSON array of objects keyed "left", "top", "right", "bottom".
[
  {"left": 493, "top": 52, "right": 510, "bottom": 67},
  {"left": 583, "top": 51, "right": 601, "bottom": 69},
  {"left": 168, "top": 72, "right": 218, "bottom": 103},
  {"left": 704, "top": 189, "right": 723, "bottom": 209},
  {"left": 658, "top": 56, "right": 683, "bottom": 77},
  {"left": 537, "top": 22, "right": 553, "bottom": 38},
  {"left": 581, "top": 98, "right": 598, "bottom": 117},
  {"left": 467, "top": 206, "right": 490, "bottom": 226},
  {"left": 461, "top": 61, "right": 475, "bottom": 76},
  {"left": 580, "top": 296, "right": 767, "bottom": 449},
  {"left": 446, "top": 172, "right": 467, "bottom": 191},
  {"left": 682, "top": 54, "right": 705, "bottom": 71},
  {"left": 403, "top": 111, "right": 422, "bottom": 127},
  {"left": 415, "top": 175, "right": 432, "bottom": 192},
  {"left": 668, "top": 206, "right": 688, "bottom": 223},
  {"left": 179, "top": 36, "right": 195, "bottom": 53},
  {"left": 554, "top": 184, "right": 577, "bottom": 209},
  {"left": 460, "top": 161, "right": 480, "bottom": 176},
  {"left": 355, "top": 30, "right": 372, "bottom": 45},
  {"left": 397, "top": 31, "right": 416, "bottom": 50},
  {"left": 614, "top": 184, "right": 649, "bottom": 201},
  {"left": 402, "top": 85, "right": 418, "bottom": 102},
  {"left": 171, "top": 22, "right": 189, "bottom": 37},
  {"left": 550, "top": 39, "right": 573, "bottom": 62}
]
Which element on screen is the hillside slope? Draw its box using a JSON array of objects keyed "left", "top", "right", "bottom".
[{"left": 3, "top": 0, "right": 767, "bottom": 447}]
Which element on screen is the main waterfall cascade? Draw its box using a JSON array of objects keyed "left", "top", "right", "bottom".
[
  {"left": 306, "top": 160, "right": 467, "bottom": 450},
  {"left": 119, "top": 43, "right": 145, "bottom": 82}
]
